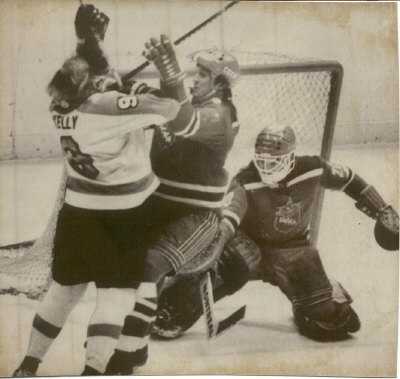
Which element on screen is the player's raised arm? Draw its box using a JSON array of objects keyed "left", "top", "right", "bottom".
[
  {"left": 321, "top": 160, "right": 399, "bottom": 251},
  {"left": 144, "top": 37, "right": 240, "bottom": 152},
  {"left": 74, "top": 3, "right": 110, "bottom": 75}
]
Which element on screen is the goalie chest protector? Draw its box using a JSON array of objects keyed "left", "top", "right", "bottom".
[{"left": 239, "top": 156, "right": 330, "bottom": 243}]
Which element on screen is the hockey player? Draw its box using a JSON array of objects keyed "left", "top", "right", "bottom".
[
  {"left": 104, "top": 41, "right": 241, "bottom": 374},
  {"left": 153, "top": 123, "right": 399, "bottom": 342},
  {"left": 13, "top": 5, "right": 182, "bottom": 376}
]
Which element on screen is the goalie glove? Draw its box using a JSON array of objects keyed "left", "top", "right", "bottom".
[
  {"left": 374, "top": 206, "right": 399, "bottom": 251},
  {"left": 75, "top": 4, "right": 109, "bottom": 43},
  {"left": 143, "top": 35, "right": 185, "bottom": 88},
  {"left": 344, "top": 176, "right": 398, "bottom": 251}
]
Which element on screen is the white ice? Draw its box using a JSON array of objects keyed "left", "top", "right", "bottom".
[{"left": 0, "top": 144, "right": 398, "bottom": 376}]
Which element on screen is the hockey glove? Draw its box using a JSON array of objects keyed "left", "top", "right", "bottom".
[
  {"left": 143, "top": 35, "right": 185, "bottom": 87},
  {"left": 345, "top": 177, "right": 399, "bottom": 251},
  {"left": 374, "top": 205, "right": 399, "bottom": 251},
  {"left": 75, "top": 4, "right": 109, "bottom": 42}
]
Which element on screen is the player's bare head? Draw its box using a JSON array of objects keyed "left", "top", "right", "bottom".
[
  {"left": 47, "top": 56, "right": 90, "bottom": 108},
  {"left": 190, "top": 48, "right": 240, "bottom": 100},
  {"left": 254, "top": 124, "right": 296, "bottom": 186}
]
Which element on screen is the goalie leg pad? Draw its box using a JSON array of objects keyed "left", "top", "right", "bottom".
[
  {"left": 294, "top": 302, "right": 360, "bottom": 341},
  {"left": 262, "top": 245, "right": 333, "bottom": 309},
  {"left": 217, "top": 231, "right": 262, "bottom": 296},
  {"left": 294, "top": 279, "right": 359, "bottom": 341}
]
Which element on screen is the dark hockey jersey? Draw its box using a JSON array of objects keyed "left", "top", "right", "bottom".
[
  {"left": 151, "top": 94, "right": 239, "bottom": 208},
  {"left": 224, "top": 156, "right": 354, "bottom": 244}
]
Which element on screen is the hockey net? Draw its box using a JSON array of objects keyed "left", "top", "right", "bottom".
[{"left": 0, "top": 52, "right": 343, "bottom": 300}]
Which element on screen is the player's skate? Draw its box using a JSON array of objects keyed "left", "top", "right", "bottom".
[
  {"left": 151, "top": 304, "right": 186, "bottom": 339},
  {"left": 13, "top": 357, "right": 40, "bottom": 377},
  {"left": 105, "top": 345, "right": 148, "bottom": 375},
  {"left": 152, "top": 277, "right": 203, "bottom": 339},
  {"left": 13, "top": 367, "right": 36, "bottom": 377}
]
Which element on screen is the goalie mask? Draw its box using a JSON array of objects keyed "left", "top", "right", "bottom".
[{"left": 254, "top": 124, "right": 296, "bottom": 185}]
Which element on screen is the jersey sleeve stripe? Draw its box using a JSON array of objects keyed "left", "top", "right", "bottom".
[
  {"left": 174, "top": 110, "right": 197, "bottom": 136},
  {"left": 222, "top": 209, "right": 241, "bottom": 228},
  {"left": 243, "top": 182, "right": 268, "bottom": 190},
  {"left": 286, "top": 168, "right": 323, "bottom": 187},
  {"left": 184, "top": 111, "right": 201, "bottom": 137},
  {"left": 221, "top": 217, "right": 236, "bottom": 234},
  {"left": 339, "top": 169, "right": 355, "bottom": 191}
]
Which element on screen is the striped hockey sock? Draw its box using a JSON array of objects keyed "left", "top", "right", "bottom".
[
  {"left": 85, "top": 287, "right": 136, "bottom": 374},
  {"left": 22, "top": 282, "right": 86, "bottom": 371},
  {"left": 106, "top": 283, "right": 157, "bottom": 375}
]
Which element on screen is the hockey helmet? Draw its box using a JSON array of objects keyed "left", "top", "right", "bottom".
[
  {"left": 190, "top": 48, "right": 240, "bottom": 87},
  {"left": 254, "top": 124, "right": 296, "bottom": 185}
]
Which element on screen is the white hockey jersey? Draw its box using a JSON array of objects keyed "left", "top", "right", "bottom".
[{"left": 51, "top": 90, "right": 179, "bottom": 210}]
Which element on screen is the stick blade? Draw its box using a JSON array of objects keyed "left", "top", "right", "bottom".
[{"left": 216, "top": 306, "right": 246, "bottom": 336}]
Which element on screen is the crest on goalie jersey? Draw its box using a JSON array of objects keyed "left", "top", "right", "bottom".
[
  {"left": 273, "top": 197, "right": 303, "bottom": 233},
  {"left": 158, "top": 125, "right": 175, "bottom": 147}
]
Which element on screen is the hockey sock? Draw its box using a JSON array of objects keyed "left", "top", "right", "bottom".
[
  {"left": 106, "top": 283, "right": 157, "bottom": 375},
  {"left": 25, "top": 282, "right": 87, "bottom": 365},
  {"left": 81, "top": 365, "right": 102, "bottom": 376},
  {"left": 14, "top": 356, "right": 40, "bottom": 374},
  {"left": 85, "top": 287, "right": 136, "bottom": 373}
]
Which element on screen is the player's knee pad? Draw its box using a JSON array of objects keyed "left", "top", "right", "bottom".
[
  {"left": 294, "top": 301, "right": 360, "bottom": 342},
  {"left": 149, "top": 211, "right": 219, "bottom": 273},
  {"left": 218, "top": 231, "right": 262, "bottom": 295}
]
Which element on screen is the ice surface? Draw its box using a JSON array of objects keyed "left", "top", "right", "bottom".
[{"left": 0, "top": 144, "right": 398, "bottom": 376}]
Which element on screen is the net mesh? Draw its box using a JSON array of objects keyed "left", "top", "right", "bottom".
[{"left": 0, "top": 52, "right": 338, "bottom": 300}]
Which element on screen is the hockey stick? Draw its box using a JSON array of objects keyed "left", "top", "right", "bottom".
[
  {"left": 199, "top": 272, "right": 246, "bottom": 339},
  {"left": 120, "top": 0, "right": 240, "bottom": 82},
  {"left": 0, "top": 240, "right": 35, "bottom": 251}
]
